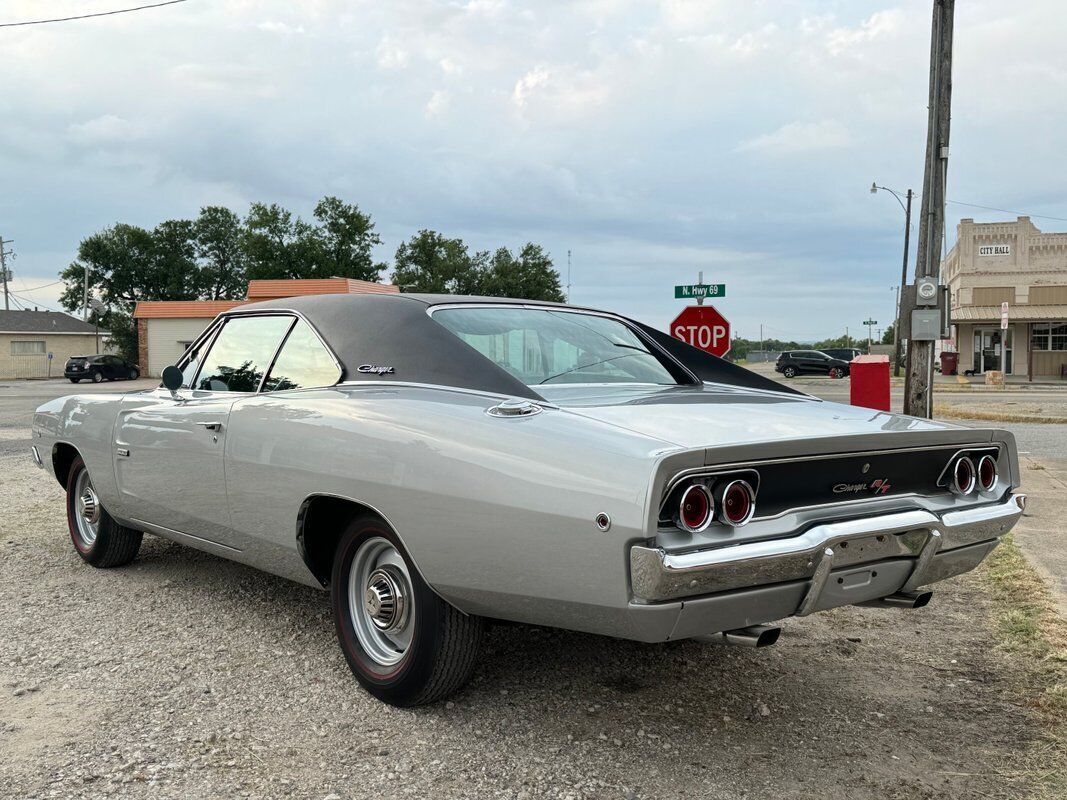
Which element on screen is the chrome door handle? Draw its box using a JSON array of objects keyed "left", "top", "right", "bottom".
[{"left": 197, "top": 421, "right": 223, "bottom": 431}]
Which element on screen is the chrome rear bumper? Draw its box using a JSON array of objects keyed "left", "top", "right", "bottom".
[{"left": 630, "top": 494, "right": 1026, "bottom": 604}]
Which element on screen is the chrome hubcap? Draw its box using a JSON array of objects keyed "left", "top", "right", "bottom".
[
  {"left": 72, "top": 469, "right": 100, "bottom": 547},
  {"left": 348, "top": 537, "right": 414, "bottom": 666}
]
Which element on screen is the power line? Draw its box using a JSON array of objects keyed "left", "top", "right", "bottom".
[
  {"left": 947, "top": 199, "right": 1067, "bottom": 224},
  {"left": 17, "top": 279, "right": 63, "bottom": 292},
  {"left": 9, "top": 292, "right": 64, "bottom": 313},
  {"left": 0, "top": 0, "right": 187, "bottom": 28}
]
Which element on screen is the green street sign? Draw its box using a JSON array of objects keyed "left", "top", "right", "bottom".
[
  {"left": 675, "top": 283, "right": 726, "bottom": 299},
  {"left": 863, "top": 319, "right": 878, "bottom": 325}
]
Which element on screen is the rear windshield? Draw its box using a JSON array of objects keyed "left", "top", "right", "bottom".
[{"left": 432, "top": 307, "right": 681, "bottom": 386}]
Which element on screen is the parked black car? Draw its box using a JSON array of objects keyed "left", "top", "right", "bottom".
[
  {"left": 775, "top": 350, "right": 850, "bottom": 379},
  {"left": 820, "top": 347, "right": 864, "bottom": 362},
  {"left": 65, "top": 355, "right": 140, "bottom": 383}
]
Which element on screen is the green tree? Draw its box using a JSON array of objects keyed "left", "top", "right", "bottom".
[
  {"left": 59, "top": 222, "right": 201, "bottom": 361},
  {"left": 391, "top": 230, "right": 485, "bottom": 294},
  {"left": 480, "top": 243, "right": 565, "bottom": 302},
  {"left": 881, "top": 323, "right": 895, "bottom": 345},
  {"left": 306, "top": 196, "right": 385, "bottom": 281},
  {"left": 242, "top": 202, "right": 307, "bottom": 280},
  {"left": 196, "top": 206, "right": 247, "bottom": 300}
]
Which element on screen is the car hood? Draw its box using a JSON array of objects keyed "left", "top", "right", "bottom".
[{"left": 539, "top": 383, "right": 969, "bottom": 451}]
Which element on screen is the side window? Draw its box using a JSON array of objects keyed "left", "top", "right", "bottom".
[
  {"left": 193, "top": 316, "right": 293, "bottom": 392},
  {"left": 262, "top": 320, "right": 341, "bottom": 391}
]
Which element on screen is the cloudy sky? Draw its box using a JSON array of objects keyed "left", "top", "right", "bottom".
[{"left": 2, "top": 0, "right": 1065, "bottom": 341}]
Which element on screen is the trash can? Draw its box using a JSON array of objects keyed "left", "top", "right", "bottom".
[
  {"left": 940, "top": 351, "right": 959, "bottom": 376},
  {"left": 850, "top": 355, "right": 891, "bottom": 412}
]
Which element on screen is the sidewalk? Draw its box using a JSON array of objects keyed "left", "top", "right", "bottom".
[{"left": 1012, "top": 457, "right": 1067, "bottom": 618}]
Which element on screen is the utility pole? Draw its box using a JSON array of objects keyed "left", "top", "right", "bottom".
[
  {"left": 895, "top": 190, "right": 913, "bottom": 376},
  {"left": 566, "top": 249, "right": 572, "bottom": 303},
  {"left": 0, "top": 237, "right": 11, "bottom": 311},
  {"left": 83, "top": 264, "right": 89, "bottom": 320},
  {"left": 905, "top": 0, "right": 954, "bottom": 419}
]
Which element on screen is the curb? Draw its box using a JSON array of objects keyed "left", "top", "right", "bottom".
[{"left": 934, "top": 404, "right": 1067, "bottom": 424}]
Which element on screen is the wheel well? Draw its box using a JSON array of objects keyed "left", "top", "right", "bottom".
[
  {"left": 52, "top": 443, "right": 79, "bottom": 490},
  {"left": 297, "top": 495, "right": 383, "bottom": 588}
]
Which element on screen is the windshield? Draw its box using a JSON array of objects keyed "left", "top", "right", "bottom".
[{"left": 432, "top": 306, "right": 682, "bottom": 386}]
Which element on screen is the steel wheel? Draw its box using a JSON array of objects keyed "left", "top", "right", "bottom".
[
  {"left": 347, "top": 536, "right": 415, "bottom": 667},
  {"left": 72, "top": 467, "right": 101, "bottom": 549},
  {"left": 91, "top": 371, "right": 103, "bottom": 383}
]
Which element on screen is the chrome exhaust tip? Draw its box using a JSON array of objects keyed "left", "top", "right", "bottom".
[
  {"left": 719, "top": 624, "right": 781, "bottom": 648},
  {"left": 859, "top": 590, "right": 933, "bottom": 609}
]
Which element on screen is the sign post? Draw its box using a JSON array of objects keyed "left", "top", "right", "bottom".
[
  {"left": 1000, "top": 301, "right": 1009, "bottom": 331},
  {"left": 863, "top": 318, "right": 878, "bottom": 352},
  {"left": 670, "top": 306, "right": 731, "bottom": 357}
]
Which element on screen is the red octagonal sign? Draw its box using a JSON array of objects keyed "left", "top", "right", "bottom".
[{"left": 670, "top": 305, "right": 731, "bottom": 357}]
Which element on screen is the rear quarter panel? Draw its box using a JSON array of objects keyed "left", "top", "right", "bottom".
[{"left": 223, "top": 385, "right": 678, "bottom": 633}]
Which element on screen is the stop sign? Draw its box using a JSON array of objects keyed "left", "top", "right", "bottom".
[{"left": 670, "top": 305, "right": 731, "bottom": 357}]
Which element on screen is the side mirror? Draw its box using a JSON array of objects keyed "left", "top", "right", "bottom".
[{"left": 161, "top": 365, "right": 183, "bottom": 395}]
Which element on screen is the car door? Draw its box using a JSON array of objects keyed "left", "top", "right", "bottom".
[{"left": 113, "top": 314, "right": 295, "bottom": 548}]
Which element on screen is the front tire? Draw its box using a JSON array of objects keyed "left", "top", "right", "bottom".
[
  {"left": 129, "top": 368, "right": 140, "bottom": 380},
  {"left": 783, "top": 366, "right": 798, "bottom": 378},
  {"left": 331, "top": 515, "right": 483, "bottom": 706},
  {"left": 65, "top": 456, "right": 142, "bottom": 568},
  {"left": 829, "top": 367, "right": 844, "bottom": 379}
]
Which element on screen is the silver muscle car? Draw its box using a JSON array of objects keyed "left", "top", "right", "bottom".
[{"left": 32, "top": 295, "right": 1026, "bottom": 706}]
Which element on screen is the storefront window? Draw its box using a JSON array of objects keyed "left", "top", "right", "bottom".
[
  {"left": 1031, "top": 323, "right": 1051, "bottom": 351},
  {"left": 1053, "top": 324, "right": 1067, "bottom": 351}
]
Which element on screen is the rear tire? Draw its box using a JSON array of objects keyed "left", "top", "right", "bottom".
[
  {"left": 331, "top": 515, "right": 483, "bottom": 706},
  {"left": 783, "top": 366, "right": 798, "bottom": 378},
  {"left": 91, "top": 371, "right": 103, "bottom": 383},
  {"left": 65, "top": 456, "right": 142, "bottom": 568},
  {"left": 69, "top": 378, "right": 80, "bottom": 384}
]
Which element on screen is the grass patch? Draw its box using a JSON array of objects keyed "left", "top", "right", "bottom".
[{"left": 978, "top": 534, "right": 1066, "bottom": 797}]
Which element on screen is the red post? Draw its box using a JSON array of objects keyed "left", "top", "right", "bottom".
[{"left": 850, "top": 355, "right": 891, "bottom": 412}]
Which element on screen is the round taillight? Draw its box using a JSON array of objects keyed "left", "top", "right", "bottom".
[
  {"left": 977, "top": 454, "right": 998, "bottom": 493},
  {"left": 951, "top": 457, "right": 976, "bottom": 495},
  {"left": 677, "top": 484, "right": 713, "bottom": 533},
  {"left": 719, "top": 479, "right": 756, "bottom": 527}
]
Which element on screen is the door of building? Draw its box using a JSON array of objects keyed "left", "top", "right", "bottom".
[{"left": 972, "top": 327, "right": 1013, "bottom": 374}]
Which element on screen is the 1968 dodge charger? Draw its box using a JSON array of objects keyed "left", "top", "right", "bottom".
[{"left": 32, "top": 294, "right": 1026, "bottom": 705}]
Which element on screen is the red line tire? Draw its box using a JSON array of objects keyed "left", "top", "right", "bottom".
[
  {"left": 331, "top": 514, "right": 483, "bottom": 706},
  {"left": 65, "top": 456, "right": 143, "bottom": 568}
]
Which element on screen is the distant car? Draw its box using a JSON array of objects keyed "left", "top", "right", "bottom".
[
  {"left": 64, "top": 355, "right": 140, "bottom": 383},
  {"left": 775, "top": 350, "right": 850, "bottom": 379},
  {"left": 820, "top": 348, "right": 864, "bottom": 362}
]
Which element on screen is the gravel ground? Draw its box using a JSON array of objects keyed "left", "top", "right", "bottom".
[{"left": 0, "top": 384, "right": 1053, "bottom": 799}]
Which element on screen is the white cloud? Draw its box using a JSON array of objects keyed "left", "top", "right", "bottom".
[
  {"left": 512, "top": 66, "right": 550, "bottom": 107},
  {"left": 826, "top": 9, "right": 903, "bottom": 56},
  {"left": 2, "top": 0, "right": 1065, "bottom": 342},
  {"left": 735, "top": 120, "right": 853, "bottom": 156},
  {"left": 375, "top": 36, "right": 409, "bottom": 70},
  {"left": 425, "top": 90, "right": 450, "bottom": 117},
  {"left": 255, "top": 21, "right": 306, "bottom": 35},
  {"left": 67, "top": 115, "right": 144, "bottom": 144}
]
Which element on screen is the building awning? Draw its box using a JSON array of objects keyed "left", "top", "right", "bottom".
[
  {"left": 951, "top": 304, "right": 1067, "bottom": 322},
  {"left": 133, "top": 300, "right": 248, "bottom": 319},
  {"left": 246, "top": 278, "right": 398, "bottom": 299}
]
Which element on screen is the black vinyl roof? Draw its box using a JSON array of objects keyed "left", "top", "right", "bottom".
[{"left": 230, "top": 293, "right": 799, "bottom": 399}]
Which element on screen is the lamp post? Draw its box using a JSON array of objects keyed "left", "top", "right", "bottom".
[{"left": 871, "top": 183, "right": 913, "bottom": 377}]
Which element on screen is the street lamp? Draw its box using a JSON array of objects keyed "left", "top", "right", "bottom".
[{"left": 871, "top": 183, "right": 914, "bottom": 377}]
